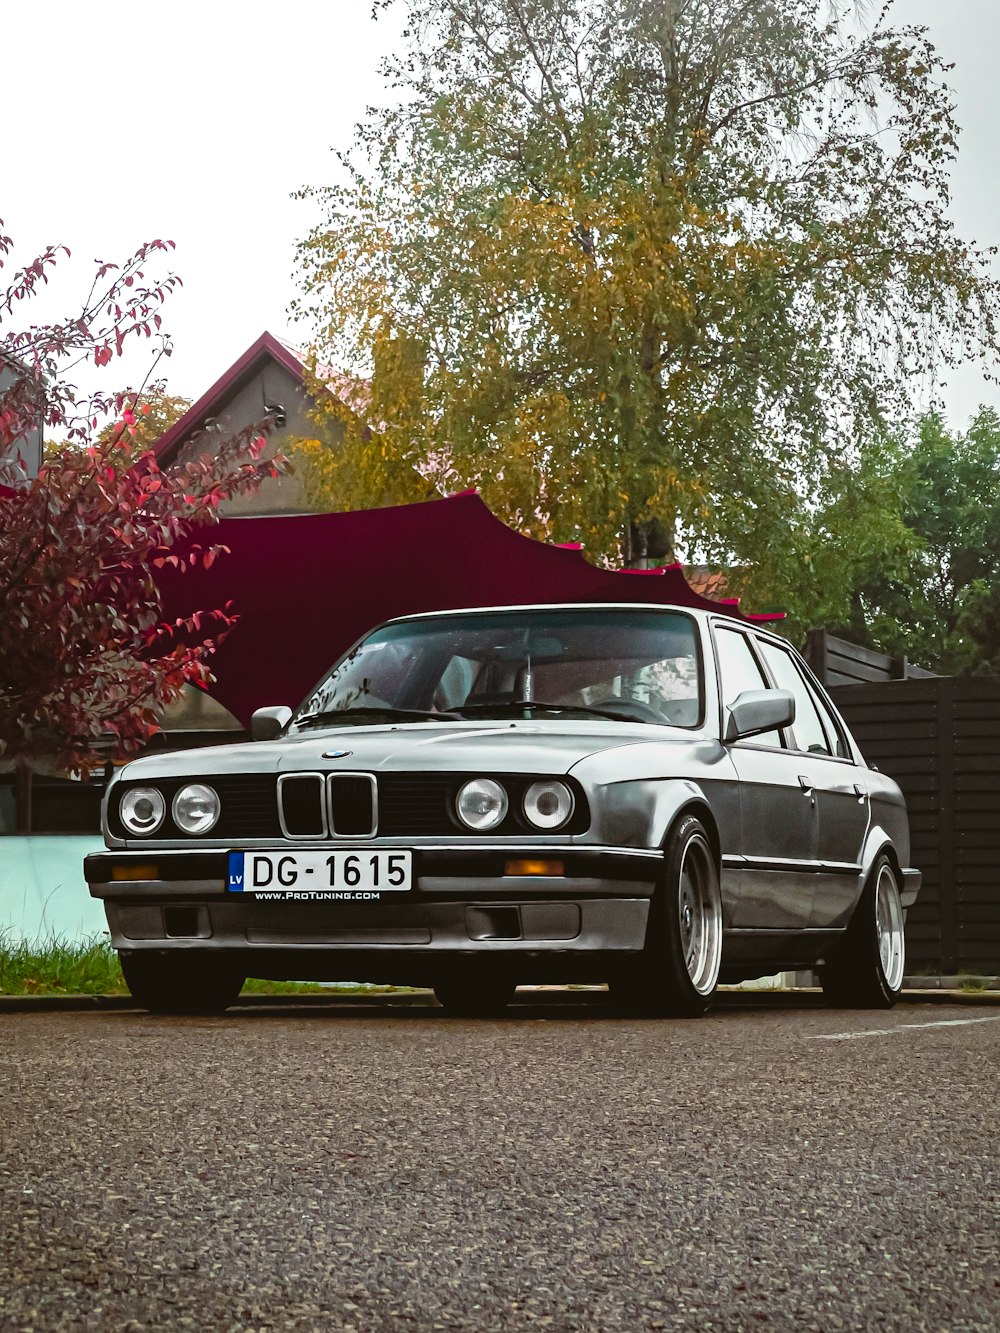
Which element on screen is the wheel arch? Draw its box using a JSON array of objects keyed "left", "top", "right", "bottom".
[
  {"left": 861, "top": 826, "right": 901, "bottom": 886},
  {"left": 821, "top": 833, "right": 906, "bottom": 1007},
  {"left": 661, "top": 799, "right": 721, "bottom": 871},
  {"left": 835, "top": 832, "right": 904, "bottom": 935}
]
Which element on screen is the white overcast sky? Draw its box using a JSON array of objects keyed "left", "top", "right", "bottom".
[{"left": 4, "top": 0, "right": 998, "bottom": 427}]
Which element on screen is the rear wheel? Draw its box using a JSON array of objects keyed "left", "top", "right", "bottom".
[
  {"left": 433, "top": 976, "right": 516, "bottom": 1016},
  {"left": 120, "top": 951, "right": 245, "bottom": 1015},
  {"left": 611, "top": 814, "right": 722, "bottom": 1017},
  {"left": 820, "top": 856, "right": 905, "bottom": 1008}
]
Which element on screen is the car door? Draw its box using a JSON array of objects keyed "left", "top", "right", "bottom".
[
  {"left": 753, "top": 637, "right": 870, "bottom": 929},
  {"left": 713, "top": 625, "right": 818, "bottom": 929}
]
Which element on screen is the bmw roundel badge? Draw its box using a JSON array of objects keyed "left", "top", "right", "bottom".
[{"left": 322, "top": 750, "right": 353, "bottom": 759}]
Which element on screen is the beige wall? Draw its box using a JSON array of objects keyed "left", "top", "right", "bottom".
[
  {"left": 158, "top": 684, "right": 243, "bottom": 732},
  {"left": 173, "top": 363, "right": 343, "bottom": 516},
  {"left": 0, "top": 361, "right": 43, "bottom": 480}
]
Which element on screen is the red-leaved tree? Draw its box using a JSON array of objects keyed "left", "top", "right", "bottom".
[{"left": 0, "top": 223, "right": 286, "bottom": 775}]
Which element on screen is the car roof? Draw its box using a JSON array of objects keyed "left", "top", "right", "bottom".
[
  {"left": 379, "top": 602, "right": 793, "bottom": 650},
  {"left": 383, "top": 602, "right": 711, "bottom": 624}
]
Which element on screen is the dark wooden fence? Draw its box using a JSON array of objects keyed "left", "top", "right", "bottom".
[
  {"left": 832, "top": 677, "right": 1000, "bottom": 974},
  {"left": 806, "top": 630, "right": 938, "bottom": 687}
]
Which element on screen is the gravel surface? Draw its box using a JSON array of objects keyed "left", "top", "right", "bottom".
[{"left": 1, "top": 998, "right": 998, "bottom": 1331}]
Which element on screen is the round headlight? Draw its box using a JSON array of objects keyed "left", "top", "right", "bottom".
[
  {"left": 172, "top": 783, "right": 221, "bottom": 835},
  {"left": 456, "top": 778, "right": 509, "bottom": 832},
  {"left": 523, "top": 780, "right": 574, "bottom": 830},
  {"left": 120, "top": 786, "right": 166, "bottom": 836}
]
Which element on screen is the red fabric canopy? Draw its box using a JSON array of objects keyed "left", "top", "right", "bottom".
[{"left": 156, "top": 493, "right": 780, "bottom": 726}]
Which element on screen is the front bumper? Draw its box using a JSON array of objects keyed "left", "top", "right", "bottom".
[{"left": 85, "top": 845, "right": 661, "bottom": 964}]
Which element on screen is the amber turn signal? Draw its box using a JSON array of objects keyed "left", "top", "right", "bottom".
[
  {"left": 111, "top": 864, "right": 158, "bottom": 882},
  {"left": 503, "top": 859, "right": 565, "bottom": 877}
]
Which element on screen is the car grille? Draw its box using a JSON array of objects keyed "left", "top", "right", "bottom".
[
  {"left": 112, "top": 772, "right": 587, "bottom": 840},
  {"left": 378, "top": 774, "right": 457, "bottom": 835},
  {"left": 277, "top": 773, "right": 379, "bottom": 838},
  {"left": 278, "top": 774, "right": 325, "bottom": 837},
  {"left": 359, "top": 773, "right": 590, "bottom": 837},
  {"left": 330, "top": 774, "right": 378, "bottom": 836},
  {"left": 109, "top": 775, "right": 281, "bottom": 841}
]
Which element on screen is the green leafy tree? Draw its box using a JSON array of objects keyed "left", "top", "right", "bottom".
[
  {"left": 97, "top": 389, "right": 193, "bottom": 458},
  {"left": 45, "top": 389, "right": 193, "bottom": 464},
  {"left": 843, "top": 410, "right": 1000, "bottom": 674},
  {"left": 294, "top": 0, "right": 999, "bottom": 625}
]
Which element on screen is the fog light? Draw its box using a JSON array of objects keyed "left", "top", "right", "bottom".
[{"left": 504, "top": 859, "right": 565, "bottom": 877}]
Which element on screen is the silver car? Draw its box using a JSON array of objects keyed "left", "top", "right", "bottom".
[{"left": 86, "top": 604, "right": 920, "bottom": 1016}]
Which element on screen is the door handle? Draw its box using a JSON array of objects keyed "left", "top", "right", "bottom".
[
  {"left": 798, "top": 775, "right": 813, "bottom": 795},
  {"left": 853, "top": 783, "right": 867, "bottom": 802}
]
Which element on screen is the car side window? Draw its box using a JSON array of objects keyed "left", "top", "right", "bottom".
[
  {"left": 756, "top": 639, "right": 841, "bottom": 757},
  {"left": 806, "top": 682, "right": 851, "bottom": 759},
  {"left": 714, "top": 627, "right": 784, "bottom": 748}
]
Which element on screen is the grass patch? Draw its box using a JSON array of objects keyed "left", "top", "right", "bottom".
[
  {"left": 0, "top": 934, "right": 417, "bottom": 998},
  {"left": 0, "top": 933, "right": 127, "bottom": 996},
  {"left": 958, "top": 974, "right": 995, "bottom": 994},
  {"left": 240, "top": 978, "right": 418, "bottom": 996}
]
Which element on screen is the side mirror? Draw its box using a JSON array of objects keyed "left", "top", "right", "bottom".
[
  {"left": 725, "top": 689, "right": 794, "bottom": 743},
  {"left": 250, "top": 705, "right": 293, "bottom": 741}
]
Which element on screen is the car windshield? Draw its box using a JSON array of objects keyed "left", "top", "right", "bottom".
[{"left": 293, "top": 609, "right": 702, "bottom": 728}]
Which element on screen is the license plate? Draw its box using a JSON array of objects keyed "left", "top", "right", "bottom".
[{"left": 227, "top": 850, "right": 412, "bottom": 901}]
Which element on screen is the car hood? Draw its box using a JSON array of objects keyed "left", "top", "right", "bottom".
[{"left": 118, "top": 720, "right": 684, "bottom": 781}]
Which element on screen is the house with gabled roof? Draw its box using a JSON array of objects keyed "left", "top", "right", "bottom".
[
  {"left": 153, "top": 330, "right": 363, "bottom": 516},
  {"left": 0, "top": 351, "right": 43, "bottom": 482}
]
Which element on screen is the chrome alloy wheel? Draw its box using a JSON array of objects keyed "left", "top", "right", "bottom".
[
  {"left": 676, "top": 833, "right": 723, "bottom": 994},
  {"left": 875, "top": 861, "right": 906, "bottom": 992}
]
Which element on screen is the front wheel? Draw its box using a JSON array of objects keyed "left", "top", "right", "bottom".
[
  {"left": 611, "top": 814, "right": 722, "bottom": 1018},
  {"left": 120, "top": 951, "right": 245, "bottom": 1015},
  {"left": 820, "top": 856, "right": 905, "bottom": 1009}
]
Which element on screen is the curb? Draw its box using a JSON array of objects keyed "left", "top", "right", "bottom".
[
  {"left": 716, "top": 987, "right": 1000, "bottom": 1008},
  {"left": 0, "top": 990, "right": 436, "bottom": 1014},
  {"left": 0, "top": 993, "right": 139, "bottom": 1013},
  {"left": 902, "top": 975, "right": 1000, "bottom": 991},
  {"left": 2, "top": 986, "right": 999, "bottom": 1013},
  {"left": 896, "top": 988, "right": 1000, "bottom": 1004}
]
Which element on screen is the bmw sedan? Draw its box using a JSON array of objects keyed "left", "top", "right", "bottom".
[{"left": 85, "top": 604, "right": 920, "bottom": 1016}]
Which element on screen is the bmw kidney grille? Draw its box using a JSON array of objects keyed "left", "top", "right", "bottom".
[{"left": 277, "top": 773, "right": 377, "bottom": 840}]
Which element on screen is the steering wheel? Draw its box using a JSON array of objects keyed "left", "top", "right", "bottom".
[{"left": 591, "top": 697, "right": 668, "bottom": 724}]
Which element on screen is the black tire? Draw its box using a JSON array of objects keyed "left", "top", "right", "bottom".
[
  {"left": 120, "top": 951, "right": 245, "bottom": 1016},
  {"left": 610, "top": 814, "right": 722, "bottom": 1018},
  {"left": 433, "top": 977, "right": 517, "bottom": 1016},
  {"left": 819, "top": 855, "right": 905, "bottom": 1009}
]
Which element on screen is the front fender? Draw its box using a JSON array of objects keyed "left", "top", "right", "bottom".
[{"left": 580, "top": 776, "right": 738, "bottom": 856}]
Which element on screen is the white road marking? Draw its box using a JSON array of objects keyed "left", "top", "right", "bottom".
[
  {"left": 809, "top": 1028, "right": 893, "bottom": 1041},
  {"left": 900, "top": 1015, "right": 1000, "bottom": 1030},
  {"left": 809, "top": 1015, "right": 1000, "bottom": 1040}
]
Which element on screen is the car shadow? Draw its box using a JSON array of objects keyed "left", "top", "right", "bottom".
[{"left": 116, "top": 987, "right": 831, "bottom": 1022}]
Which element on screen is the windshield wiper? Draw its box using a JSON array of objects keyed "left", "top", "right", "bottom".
[
  {"left": 455, "top": 700, "right": 639, "bottom": 723},
  {"left": 295, "top": 706, "right": 460, "bottom": 728}
]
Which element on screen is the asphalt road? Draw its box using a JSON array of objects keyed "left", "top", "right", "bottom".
[{"left": 1, "top": 996, "right": 998, "bottom": 1332}]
